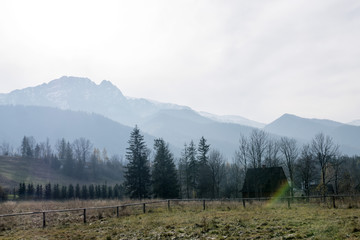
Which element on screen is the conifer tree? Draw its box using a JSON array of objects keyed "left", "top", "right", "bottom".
[
  {"left": 45, "top": 183, "right": 52, "bottom": 199},
  {"left": 101, "top": 184, "right": 107, "bottom": 199},
  {"left": 152, "top": 138, "right": 179, "bottom": 198},
  {"left": 27, "top": 183, "right": 34, "bottom": 199},
  {"left": 53, "top": 184, "right": 60, "bottom": 200},
  {"left": 197, "top": 137, "right": 211, "bottom": 198},
  {"left": 107, "top": 186, "right": 113, "bottom": 199},
  {"left": 68, "top": 184, "right": 74, "bottom": 199},
  {"left": 188, "top": 141, "right": 198, "bottom": 198},
  {"left": 81, "top": 185, "right": 88, "bottom": 199},
  {"left": 61, "top": 185, "right": 67, "bottom": 199},
  {"left": 89, "top": 184, "right": 95, "bottom": 199},
  {"left": 124, "top": 126, "right": 151, "bottom": 199},
  {"left": 36, "top": 184, "right": 43, "bottom": 199},
  {"left": 75, "top": 184, "right": 81, "bottom": 199}
]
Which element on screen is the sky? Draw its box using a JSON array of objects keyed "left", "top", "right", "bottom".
[{"left": 0, "top": 0, "right": 360, "bottom": 124}]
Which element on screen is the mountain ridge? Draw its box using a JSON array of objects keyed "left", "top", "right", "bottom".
[{"left": 0, "top": 76, "right": 359, "bottom": 157}]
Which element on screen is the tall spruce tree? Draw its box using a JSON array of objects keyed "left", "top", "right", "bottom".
[
  {"left": 152, "top": 138, "right": 179, "bottom": 199},
  {"left": 197, "top": 136, "right": 211, "bottom": 198},
  {"left": 124, "top": 126, "right": 151, "bottom": 199}
]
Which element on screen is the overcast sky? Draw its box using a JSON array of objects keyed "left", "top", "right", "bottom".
[{"left": 0, "top": 0, "right": 359, "bottom": 124}]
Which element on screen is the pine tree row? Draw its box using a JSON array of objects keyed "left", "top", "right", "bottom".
[{"left": 16, "top": 182, "right": 125, "bottom": 200}]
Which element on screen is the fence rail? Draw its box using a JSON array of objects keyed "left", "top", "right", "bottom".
[{"left": 1, "top": 195, "right": 360, "bottom": 228}]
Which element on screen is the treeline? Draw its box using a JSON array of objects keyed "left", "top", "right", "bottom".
[
  {"left": 14, "top": 182, "right": 125, "bottom": 200},
  {"left": 2, "top": 127, "right": 360, "bottom": 201},
  {"left": 124, "top": 127, "right": 360, "bottom": 200},
  {"left": 1, "top": 136, "right": 125, "bottom": 181}
]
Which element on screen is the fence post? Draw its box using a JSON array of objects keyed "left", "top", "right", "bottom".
[
  {"left": 242, "top": 199, "right": 246, "bottom": 208},
  {"left": 83, "top": 209, "right": 86, "bottom": 223},
  {"left": 332, "top": 196, "right": 336, "bottom": 208},
  {"left": 42, "top": 212, "right": 46, "bottom": 228},
  {"left": 143, "top": 203, "right": 146, "bottom": 213},
  {"left": 117, "top": 206, "right": 119, "bottom": 217},
  {"left": 203, "top": 200, "right": 206, "bottom": 211},
  {"left": 168, "top": 200, "right": 171, "bottom": 210}
]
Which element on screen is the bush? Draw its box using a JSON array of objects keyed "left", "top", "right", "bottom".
[{"left": 0, "top": 185, "right": 8, "bottom": 201}]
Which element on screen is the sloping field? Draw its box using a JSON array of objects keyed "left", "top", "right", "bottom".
[
  {"left": 0, "top": 156, "right": 121, "bottom": 189},
  {"left": 1, "top": 201, "right": 360, "bottom": 239},
  {"left": 0, "top": 156, "right": 67, "bottom": 188}
]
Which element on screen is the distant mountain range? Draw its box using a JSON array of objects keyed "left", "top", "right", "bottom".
[
  {"left": 0, "top": 105, "right": 156, "bottom": 156},
  {"left": 264, "top": 114, "right": 360, "bottom": 155},
  {"left": 0, "top": 76, "right": 359, "bottom": 157}
]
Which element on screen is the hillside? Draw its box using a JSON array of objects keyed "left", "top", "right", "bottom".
[
  {"left": 0, "top": 156, "right": 123, "bottom": 189},
  {"left": 0, "top": 105, "right": 155, "bottom": 157}
]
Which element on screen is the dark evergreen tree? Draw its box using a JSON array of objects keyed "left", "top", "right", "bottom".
[
  {"left": 152, "top": 138, "right": 179, "bottom": 199},
  {"left": 34, "top": 144, "right": 41, "bottom": 159},
  {"left": 45, "top": 183, "right": 52, "bottom": 199},
  {"left": 36, "top": 184, "right": 43, "bottom": 199},
  {"left": 50, "top": 155, "right": 61, "bottom": 170},
  {"left": 179, "top": 141, "right": 198, "bottom": 198},
  {"left": 18, "top": 182, "right": 26, "bottom": 199},
  {"left": 53, "top": 184, "right": 60, "bottom": 200},
  {"left": 89, "top": 184, "right": 95, "bottom": 199},
  {"left": 197, "top": 137, "right": 211, "bottom": 198},
  {"left": 27, "top": 183, "right": 34, "bottom": 199},
  {"left": 101, "top": 184, "right": 107, "bottom": 199},
  {"left": 21, "top": 136, "right": 33, "bottom": 158},
  {"left": 188, "top": 141, "right": 198, "bottom": 198},
  {"left": 107, "top": 186, "right": 113, "bottom": 199},
  {"left": 0, "top": 185, "right": 7, "bottom": 201},
  {"left": 75, "top": 184, "right": 81, "bottom": 199},
  {"left": 113, "top": 184, "right": 119, "bottom": 199},
  {"left": 124, "top": 126, "right": 151, "bottom": 199},
  {"left": 61, "top": 185, "right": 67, "bottom": 199},
  {"left": 68, "top": 184, "right": 75, "bottom": 199},
  {"left": 81, "top": 185, "right": 88, "bottom": 199},
  {"left": 95, "top": 185, "right": 101, "bottom": 198},
  {"left": 57, "top": 138, "right": 67, "bottom": 160}
]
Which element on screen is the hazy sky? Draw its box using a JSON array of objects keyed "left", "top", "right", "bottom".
[{"left": 1, "top": 0, "right": 360, "bottom": 123}]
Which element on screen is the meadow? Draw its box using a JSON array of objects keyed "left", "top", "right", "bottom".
[{"left": 1, "top": 199, "right": 360, "bottom": 239}]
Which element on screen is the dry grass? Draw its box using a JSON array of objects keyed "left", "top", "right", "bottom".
[{"left": 2, "top": 199, "right": 360, "bottom": 239}]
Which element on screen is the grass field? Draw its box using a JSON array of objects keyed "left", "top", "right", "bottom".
[{"left": 1, "top": 200, "right": 360, "bottom": 239}]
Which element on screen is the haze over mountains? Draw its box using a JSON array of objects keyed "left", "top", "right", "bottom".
[{"left": 0, "top": 76, "right": 359, "bottom": 157}]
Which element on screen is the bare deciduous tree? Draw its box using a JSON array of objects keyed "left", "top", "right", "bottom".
[
  {"left": 248, "top": 129, "right": 268, "bottom": 168},
  {"left": 296, "top": 144, "right": 317, "bottom": 197},
  {"left": 265, "top": 138, "right": 281, "bottom": 167},
  {"left": 280, "top": 137, "right": 298, "bottom": 197},
  {"left": 208, "top": 150, "right": 225, "bottom": 198},
  {"left": 311, "top": 133, "right": 339, "bottom": 198},
  {"left": 234, "top": 135, "right": 248, "bottom": 172}
]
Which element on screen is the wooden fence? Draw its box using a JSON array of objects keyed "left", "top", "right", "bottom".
[{"left": 1, "top": 195, "right": 360, "bottom": 228}]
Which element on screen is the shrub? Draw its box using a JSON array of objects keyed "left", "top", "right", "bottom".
[{"left": 0, "top": 185, "right": 8, "bottom": 201}]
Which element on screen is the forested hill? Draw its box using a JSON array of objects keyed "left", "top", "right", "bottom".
[{"left": 0, "top": 105, "right": 155, "bottom": 157}]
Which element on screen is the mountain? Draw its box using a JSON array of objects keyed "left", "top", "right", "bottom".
[
  {"left": 0, "top": 105, "right": 155, "bottom": 156},
  {"left": 264, "top": 114, "right": 360, "bottom": 155},
  {"left": 348, "top": 120, "right": 360, "bottom": 126},
  {"left": 0, "top": 76, "right": 256, "bottom": 158},
  {"left": 1, "top": 77, "right": 359, "bottom": 157},
  {"left": 0, "top": 76, "right": 189, "bottom": 127},
  {"left": 198, "top": 112, "right": 265, "bottom": 128},
  {"left": 141, "top": 108, "right": 254, "bottom": 157}
]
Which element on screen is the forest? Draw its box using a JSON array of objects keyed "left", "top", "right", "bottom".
[{"left": 0, "top": 126, "right": 360, "bottom": 201}]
